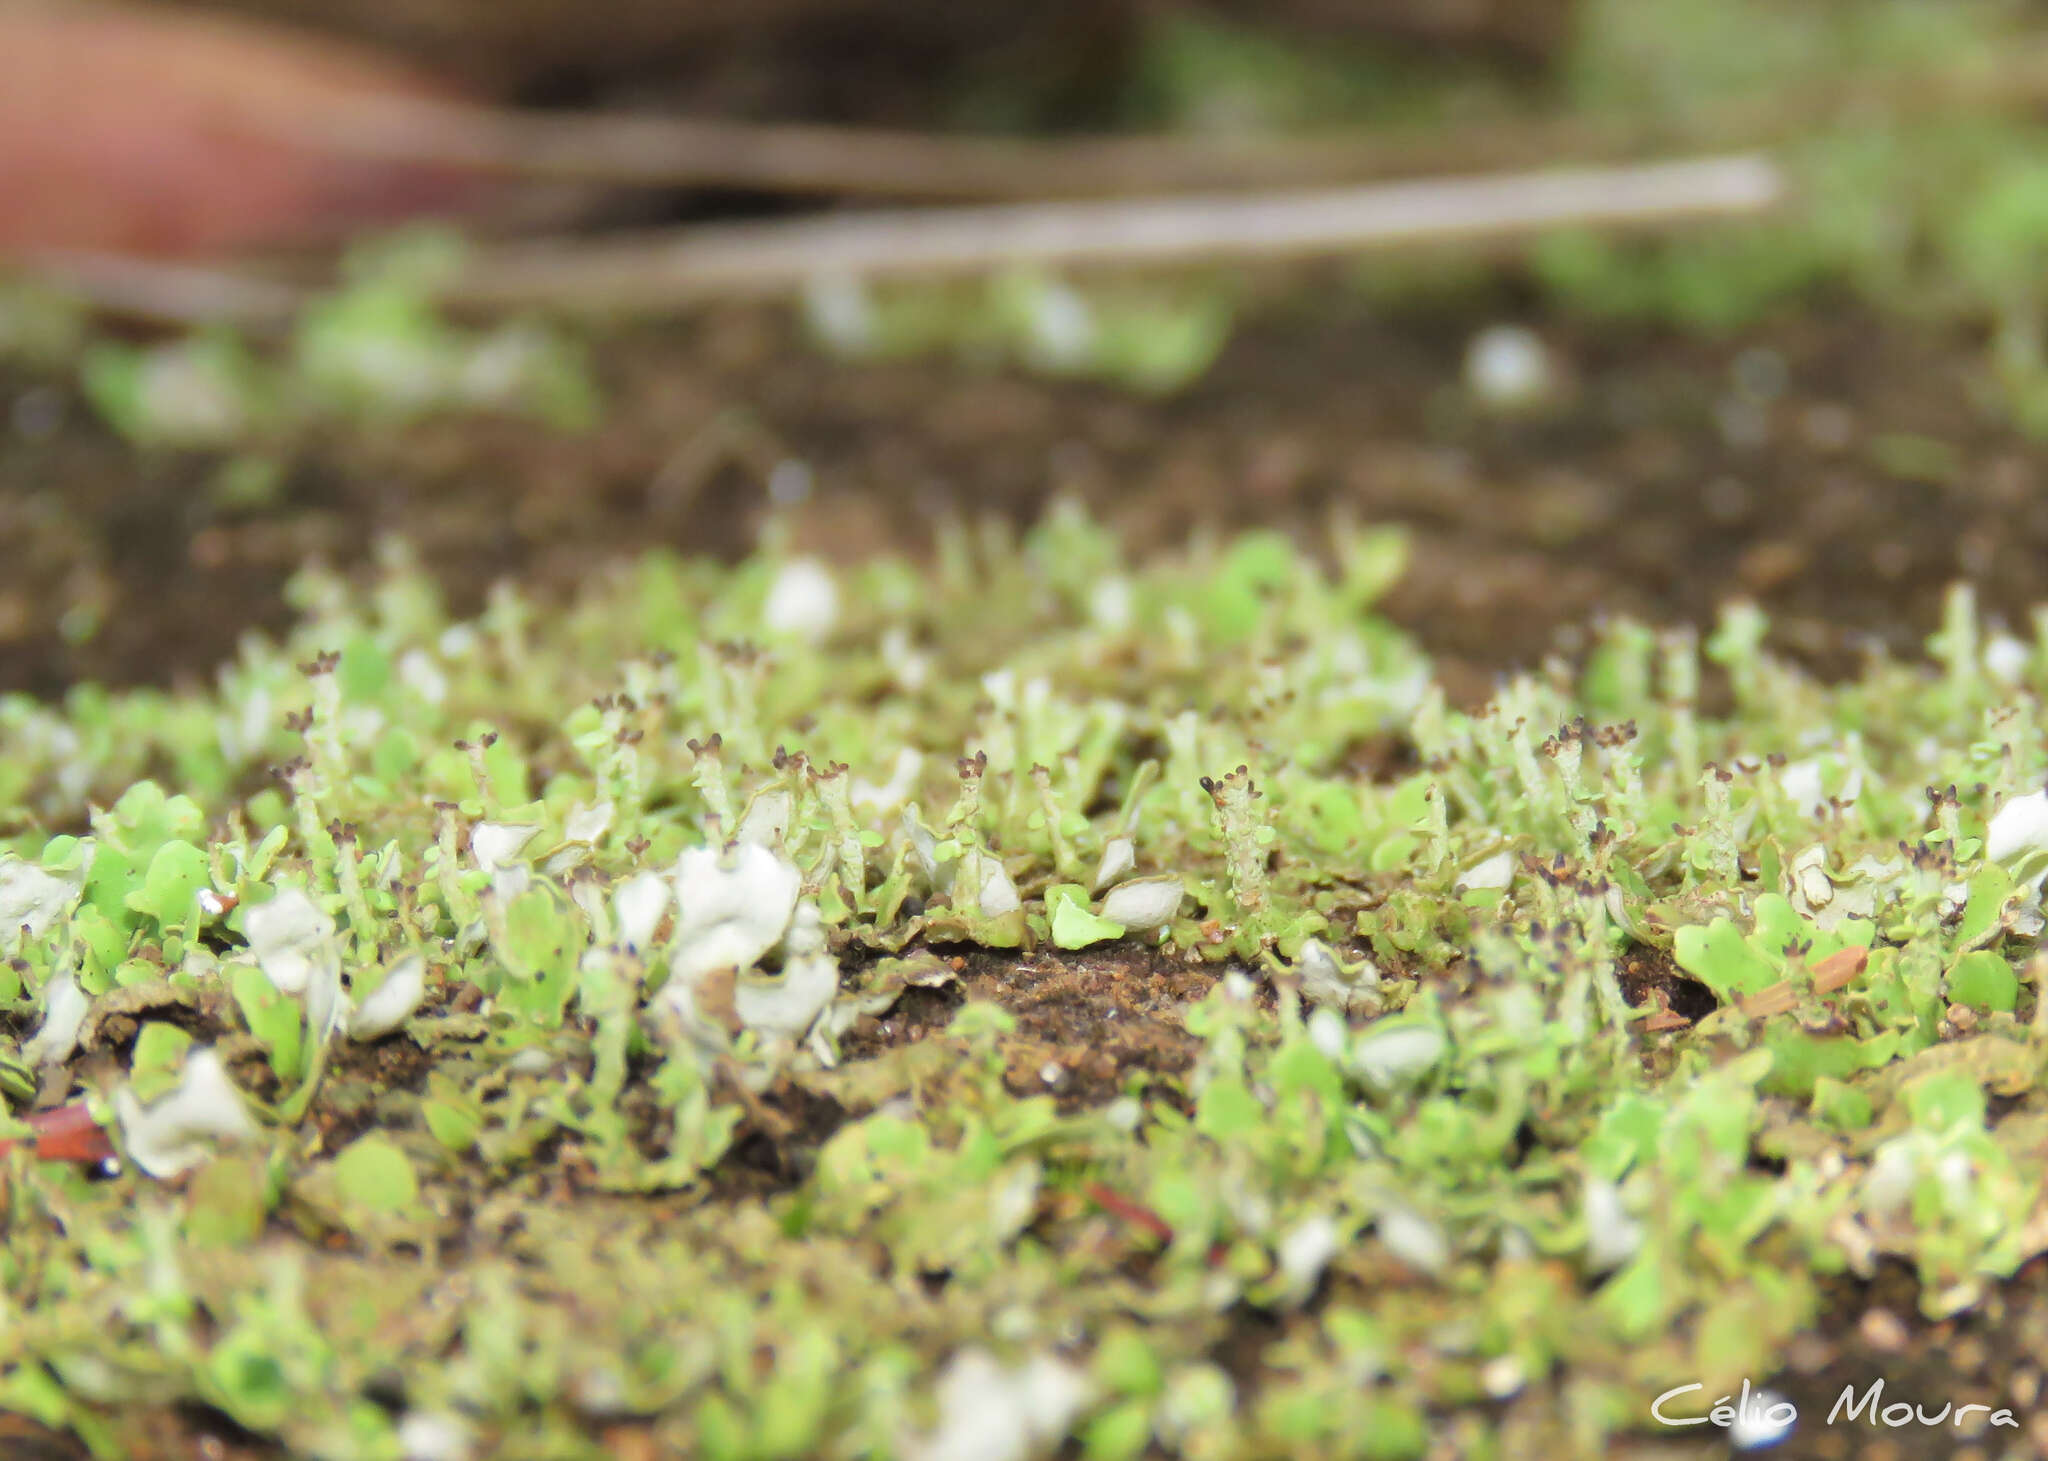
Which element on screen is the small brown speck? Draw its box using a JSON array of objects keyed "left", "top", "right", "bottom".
[{"left": 1857, "top": 1307, "right": 1909, "bottom": 1354}]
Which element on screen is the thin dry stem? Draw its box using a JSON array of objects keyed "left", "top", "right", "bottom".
[
  {"left": 22, "top": 153, "right": 1783, "bottom": 325},
  {"left": 440, "top": 154, "right": 1784, "bottom": 314}
]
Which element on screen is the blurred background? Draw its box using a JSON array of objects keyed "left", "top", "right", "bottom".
[{"left": 6, "top": 0, "right": 2048, "bottom": 704}]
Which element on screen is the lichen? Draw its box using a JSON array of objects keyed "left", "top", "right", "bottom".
[{"left": 3, "top": 510, "right": 2047, "bottom": 1458}]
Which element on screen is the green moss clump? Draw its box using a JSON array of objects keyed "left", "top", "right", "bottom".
[{"left": 4, "top": 511, "right": 2048, "bottom": 1456}]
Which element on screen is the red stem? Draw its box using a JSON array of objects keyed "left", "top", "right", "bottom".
[{"left": 1082, "top": 1181, "right": 1174, "bottom": 1246}]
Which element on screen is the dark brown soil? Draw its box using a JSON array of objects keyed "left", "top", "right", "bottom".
[
  {"left": 0, "top": 292, "right": 2033, "bottom": 706},
  {"left": 1615, "top": 943, "right": 1718, "bottom": 1027},
  {"left": 837, "top": 945, "right": 1209, "bottom": 1108},
  {"left": 1762, "top": 1258, "right": 2048, "bottom": 1460}
]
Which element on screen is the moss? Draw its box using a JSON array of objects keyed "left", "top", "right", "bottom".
[{"left": 2, "top": 507, "right": 2046, "bottom": 1455}]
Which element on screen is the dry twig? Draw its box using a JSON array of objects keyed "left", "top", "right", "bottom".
[
  {"left": 26, "top": 153, "right": 1783, "bottom": 325},
  {"left": 441, "top": 153, "right": 1784, "bottom": 314}
]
